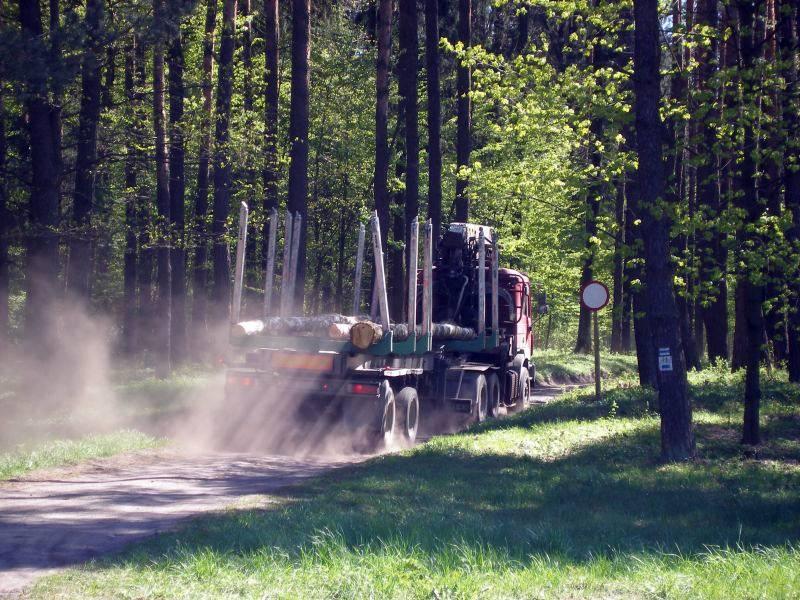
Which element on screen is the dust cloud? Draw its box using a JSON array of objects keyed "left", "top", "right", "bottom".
[
  {"left": 0, "top": 300, "right": 407, "bottom": 459},
  {"left": 0, "top": 299, "right": 122, "bottom": 450}
]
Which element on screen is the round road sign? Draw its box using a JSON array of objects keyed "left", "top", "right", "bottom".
[{"left": 580, "top": 280, "right": 610, "bottom": 311}]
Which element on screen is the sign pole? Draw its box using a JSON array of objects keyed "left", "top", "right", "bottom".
[
  {"left": 580, "top": 279, "right": 609, "bottom": 403},
  {"left": 593, "top": 310, "right": 601, "bottom": 401}
]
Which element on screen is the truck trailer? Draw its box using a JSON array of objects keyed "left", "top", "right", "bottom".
[{"left": 225, "top": 205, "right": 546, "bottom": 448}]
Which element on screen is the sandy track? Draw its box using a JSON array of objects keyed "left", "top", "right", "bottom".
[
  {"left": 0, "top": 451, "right": 358, "bottom": 596},
  {"left": 0, "top": 384, "right": 569, "bottom": 596}
]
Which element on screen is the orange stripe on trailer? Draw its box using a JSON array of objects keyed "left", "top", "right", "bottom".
[{"left": 271, "top": 352, "right": 334, "bottom": 372}]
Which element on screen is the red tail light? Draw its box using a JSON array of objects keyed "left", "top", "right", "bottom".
[{"left": 351, "top": 383, "right": 379, "bottom": 395}]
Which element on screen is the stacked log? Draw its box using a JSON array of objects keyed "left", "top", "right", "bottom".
[
  {"left": 350, "top": 321, "right": 383, "bottom": 349},
  {"left": 231, "top": 315, "right": 477, "bottom": 346}
]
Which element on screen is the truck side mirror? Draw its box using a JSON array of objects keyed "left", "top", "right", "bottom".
[{"left": 536, "top": 292, "right": 549, "bottom": 315}]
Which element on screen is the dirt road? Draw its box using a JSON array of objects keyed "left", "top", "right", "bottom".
[{"left": 0, "top": 384, "right": 569, "bottom": 596}]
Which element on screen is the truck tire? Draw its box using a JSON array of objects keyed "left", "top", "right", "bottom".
[
  {"left": 487, "top": 373, "right": 501, "bottom": 418},
  {"left": 473, "top": 374, "right": 488, "bottom": 423},
  {"left": 515, "top": 368, "right": 531, "bottom": 411},
  {"left": 375, "top": 380, "right": 396, "bottom": 449},
  {"left": 396, "top": 386, "right": 420, "bottom": 444}
]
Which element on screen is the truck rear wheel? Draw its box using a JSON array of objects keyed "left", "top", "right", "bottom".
[
  {"left": 396, "top": 386, "right": 419, "bottom": 444},
  {"left": 473, "top": 374, "right": 488, "bottom": 423},
  {"left": 375, "top": 380, "right": 396, "bottom": 449},
  {"left": 487, "top": 373, "right": 501, "bottom": 418}
]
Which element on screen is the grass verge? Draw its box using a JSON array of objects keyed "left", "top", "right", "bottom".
[
  {"left": 534, "top": 349, "right": 638, "bottom": 383},
  {"left": 32, "top": 367, "right": 800, "bottom": 599},
  {"left": 0, "top": 430, "right": 163, "bottom": 481}
]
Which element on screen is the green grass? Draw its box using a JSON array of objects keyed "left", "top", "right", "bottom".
[
  {"left": 0, "top": 430, "right": 164, "bottom": 480},
  {"left": 32, "top": 367, "right": 800, "bottom": 599},
  {"left": 534, "top": 349, "right": 639, "bottom": 383}
]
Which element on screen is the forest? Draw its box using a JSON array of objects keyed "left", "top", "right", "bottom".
[{"left": 1, "top": 0, "right": 799, "bottom": 462}]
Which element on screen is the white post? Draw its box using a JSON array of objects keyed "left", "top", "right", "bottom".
[
  {"left": 477, "top": 227, "right": 486, "bottom": 335},
  {"left": 279, "top": 210, "right": 294, "bottom": 316},
  {"left": 370, "top": 211, "right": 391, "bottom": 331},
  {"left": 422, "top": 219, "right": 433, "bottom": 345},
  {"left": 492, "top": 229, "right": 499, "bottom": 336},
  {"left": 288, "top": 212, "right": 302, "bottom": 313},
  {"left": 407, "top": 217, "right": 419, "bottom": 333},
  {"left": 263, "top": 208, "right": 278, "bottom": 319},
  {"left": 352, "top": 222, "right": 366, "bottom": 315},
  {"left": 231, "top": 202, "right": 249, "bottom": 324}
]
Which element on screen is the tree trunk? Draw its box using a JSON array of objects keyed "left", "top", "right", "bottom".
[
  {"left": 153, "top": 0, "right": 172, "bottom": 376},
  {"left": 212, "top": 0, "right": 237, "bottom": 321},
  {"left": 19, "top": 0, "right": 61, "bottom": 346},
  {"left": 122, "top": 39, "right": 139, "bottom": 354},
  {"left": 736, "top": 0, "right": 765, "bottom": 446},
  {"left": 0, "top": 68, "right": 8, "bottom": 344},
  {"left": 454, "top": 0, "right": 471, "bottom": 221},
  {"left": 611, "top": 183, "right": 626, "bottom": 353},
  {"left": 263, "top": 0, "right": 279, "bottom": 308},
  {"left": 168, "top": 14, "right": 186, "bottom": 364},
  {"left": 695, "top": 0, "right": 729, "bottom": 364},
  {"left": 375, "top": 0, "right": 392, "bottom": 250},
  {"left": 287, "top": 0, "right": 310, "bottom": 310},
  {"left": 514, "top": 4, "right": 529, "bottom": 55},
  {"left": 192, "top": 0, "right": 217, "bottom": 341},
  {"left": 425, "top": 0, "right": 443, "bottom": 245},
  {"left": 778, "top": 0, "right": 800, "bottom": 381},
  {"left": 762, "top": 0, "right": 786, "bottom": 363},
  {"left": 67, "top": 0, "right": 103, "bottom": 300},
  {"left": 135, "top": 39, "right": 154, "bottom": 354},
  {"left": 633, "top": 0, "right": 695, "bottom": 461},
  {"left": 399, "top": 0, "right": 419, "bottom": 286}
]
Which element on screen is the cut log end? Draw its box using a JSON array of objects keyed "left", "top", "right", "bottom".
[{"left": 350, "top": 321, "right": 383, "bottom": 349}]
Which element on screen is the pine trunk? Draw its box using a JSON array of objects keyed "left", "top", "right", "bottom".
[
  {"left": 400, "top": 0, "right": 419, "bottom": 278},
  {"left": 263, "top": 0, "right": 279, "bottom": 306},
  {"left": 425, "top": 0, "right": 442, "bottom": 245},
  {"left": 778, "top": 0, "right": 800, "bottom": 381},
  {"left": 153, "top": 0, "right": 172, "bottom": 376},
  {"left": 122, "top": 39, "right": 139, "bottom": 354},
  {"left": 168, "top": 18, "right": 186, "bottom": 364},
  {"left": 212, "top": 0, "right": 237, "bottom": 321},
  {"left": 191, "top": 0, "right": 216, "bottom": 339},
  {"left": 0, "top": 71, "right": 7, "bottom": 343},
  {"left": 287, "top": 0, "right": 310, "bottom": 310},
  {"left": 633, "top": 0, "right": 695, "bottom": 461},
  {"left": 67, "top": 0, "right": 103, "bottom": 299},
  {"left": 737, "top": 0, "right": 764, "bottom": 446},
  {"left": 455, "top": 0, "right": 471, "bottom": 221},
  {"left": 19, "top": 0, "right": 61, "bottom": 345},
  {"left": 375, "top": 0, "right": 391, "bottom": 250}
]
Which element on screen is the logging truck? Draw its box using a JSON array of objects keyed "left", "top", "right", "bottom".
[{"left": 225, "top": 203, "right": 547, "bottom": 447}]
